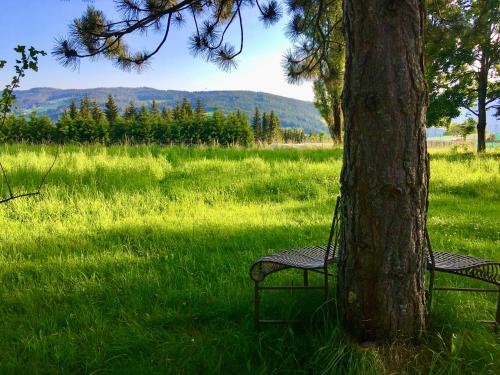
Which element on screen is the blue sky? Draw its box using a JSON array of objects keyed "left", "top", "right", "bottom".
[{"left": 0, "top": 0, "right": 314, "bottom": 101}]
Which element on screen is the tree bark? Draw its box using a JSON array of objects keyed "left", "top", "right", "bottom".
[
  {"left": 338, "top": 0, "right": 429, "bottom": 342},
  {"left": 332, "top": 97, "right": 342, "bottom": 143},
  {"left": 477, "top": 55, "right": 488, "bottom": 153}
]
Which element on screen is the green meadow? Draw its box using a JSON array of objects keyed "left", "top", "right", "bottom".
[{"left": 0, "top": 144, "right": 498, "bottom": 374}]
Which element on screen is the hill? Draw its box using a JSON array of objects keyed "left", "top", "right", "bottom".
[{"left": 13, "top": 87, "right": 327, "bottom": 133}]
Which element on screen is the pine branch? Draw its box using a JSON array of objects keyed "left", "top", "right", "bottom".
[{"left": 54, "top": 0, "right": 283, "bottom": 71}]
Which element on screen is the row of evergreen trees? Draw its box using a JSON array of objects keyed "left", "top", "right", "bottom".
[{"left": 0, "top": 96, "right": 307, "bottom": 146}]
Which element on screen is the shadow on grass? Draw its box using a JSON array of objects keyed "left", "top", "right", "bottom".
[
  {"left": 430, "top": 179, "right": 500, "bottom": 199},
  {"left": 0, "top": 221, "right": 344, "bottom": 373},
  {"left": 163, "top": 146, "right": 344, "bottom": 164},
  {"left": 0, "top": 143, "right": 344, "bottom": 162},
  {"left": 0, "top": 166, "right": 166, "bottom": 198},
  {"left": 429, "top": 151, "right": 500, "bottom": 162},
  {"left": 1, "top": 219, "right": 498, "bottom": 373}
]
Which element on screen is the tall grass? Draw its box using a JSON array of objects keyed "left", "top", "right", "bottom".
[{"left": 0, "top": 144, "right": 498, "bottom": 374}]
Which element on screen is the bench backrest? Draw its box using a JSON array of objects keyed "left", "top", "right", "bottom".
[{"left": 325, "top": 195, "right": 341, "bottom": 263}]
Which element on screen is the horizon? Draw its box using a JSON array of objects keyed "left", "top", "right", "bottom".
[{"left": 15, "top": 86, "right": 316, "bottom": 103}]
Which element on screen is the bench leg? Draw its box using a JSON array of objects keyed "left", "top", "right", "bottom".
[
  {"left": 427, "top": 269, "right": 435, "bottom": 319},
  {"left": 254, "top": 281, "right": 260, "bottom": 330},
  {"left": 496, "top": 288, "right": 500, "bottom": 333},
  {"left": 323, "top": 268, "right": 329, "bottom": 302},
  {"left": 303, "top": 270, "right": 309, "bottom": 287}
]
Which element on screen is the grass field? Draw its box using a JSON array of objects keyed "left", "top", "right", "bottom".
[{"left": 0, "top": 144, "right": 498, "bottom": 374}]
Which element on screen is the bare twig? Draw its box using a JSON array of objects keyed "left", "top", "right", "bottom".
[
  {"left": 0, "top": 148, "right": 59, "bottom": 205},
  {"left": 0, "top": 46, "right": 57, "bottom": 205}
]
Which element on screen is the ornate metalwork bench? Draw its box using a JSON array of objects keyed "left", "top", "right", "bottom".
[
  {"left": 249, "top": 197, "right": 341, "bottom": 329},
  {"left": 427, "top": 230, "right": 500, "bottom": 327}
]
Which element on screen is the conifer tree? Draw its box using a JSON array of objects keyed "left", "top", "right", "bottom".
[
  {"left": 139, "top": 104, "right": 152, "bottom": 143},
  {"left": 150, "top": 100, "right": 160, "bottom": 117},
  {"left": 237, "top": 110, "right": 254, "bottom": 146},
  {"left": 252, "top": 107, "right": 261, "bottom": 143},
  {"left": 91, "top": 100, "right": 103, "bottom": 123},
  {"left": 161, "top": 106, "right": 173, "bottom": 122},
  {"left": 55, "top": 110, "right": 72, "bottom": 144},
  {"left": 269, "top": 111, "right": 282, "bottom": 143},
  {"left": 68, "top": 99, "right": 78, "bottom": 120},
  {"left": 129, "top": 104, "right": 150, "bottom": 143},
  {"left": 31, "top": 114, "right": 53, "bottom": 143},
  {"left": 67, "top": 111, "right": 79, "bottom": 142},
  {"left": 72, "top": 114, "right": 85, "bottom": 143},
  {"left": 123, "top": 101, "right": 137, "bottom": 120},
  {"left": 181, "top": 98, "right": 193, "bottom": 119},
  {"left": 79, "top": 96, "right": 92, "bottom": 119},
  {"left": 110, "top": 116, "right": 127, "bottom": 144},
  {"left": 282, "top": 128, "right": 305, "bottom": 144},
  {"left": 90, "top": 101, "right": 109, "bottom": 143},
  {"left": 154, "top": 114, "right": 171, "bottom": 145},
  {"left": 261, "top": 112, "right": 270, "bottom": 144},
  {"left": 78, "top": 115, "right": 96, "bottom": 143},
  {"left": 211, "top": 107, "right": 225, "bottom": 145},
  {"left": 104, "top": 94, "right": 119, "bottom": 123},
  {"left": 223, "top": 111, "right": 238, "bottom": 145},
  {"left": 195, "top": 98, "right": 204, "bottom": 118},
  {"left": 93, "top": 115, "right": 108, "bottom": 144},
  {"left": 80, "top": 100, "right": 102, "bottom": 141},
  {"left": 149, "top": 100, "right": 161, "bottom": 143},
  {"left": 173, "top": 101, "right": 181, "bottom": 121},
  {"left": 182, "top": 117, "right": 199, "bottom": 146}
]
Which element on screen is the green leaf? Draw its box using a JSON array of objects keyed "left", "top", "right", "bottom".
[{"left": 28, "top": 61, "right": 38, "bottom": 72}]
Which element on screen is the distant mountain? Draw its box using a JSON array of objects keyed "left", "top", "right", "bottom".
[{"left": 13, "top": 87, "right": 327, "bottom": 133}]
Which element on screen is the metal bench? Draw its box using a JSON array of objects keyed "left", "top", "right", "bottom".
[
  {"left": 249, "top": 197, "right": 341, "bottom": 329},
  {"left": 427, "top": 230, "right": 500, "bottom": 327}
]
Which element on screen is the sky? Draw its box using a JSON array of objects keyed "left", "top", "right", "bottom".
[{"left": 0, "top": 0, "right": 314, "bottom": 101}]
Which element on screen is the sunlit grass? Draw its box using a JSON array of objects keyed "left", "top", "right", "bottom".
[{"left": 0, "top": 144, "right": 498, "bottom": 374}]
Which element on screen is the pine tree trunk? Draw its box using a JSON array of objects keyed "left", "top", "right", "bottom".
[
  {"left": 338, "top": 0, "right": 429, "bottom": 342},
  {"left": 477, "top": 59, "right": 488, "bottom": 153}
]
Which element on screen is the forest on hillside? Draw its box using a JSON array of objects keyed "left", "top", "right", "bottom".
[
  {"left": 1, "top": 96, "right": 308, "bottom": 146},
  {"left": 13, "top": 88, "right": 327, "bottom": 134}
]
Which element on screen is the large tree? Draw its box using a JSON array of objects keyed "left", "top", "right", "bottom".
[
  {"left": 426, "top": 0, "right": 500, "bottom": 152},
  {"left": 283, "top": 0, "right": 344, "bottom": 142},
  {"left": 56, "top": 0, "right": 429, "bottom": 341},
  {"left": 339, "top": 0, "right": 429, "bottom": 341}
]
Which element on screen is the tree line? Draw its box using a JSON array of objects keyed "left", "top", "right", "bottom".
[{"left": 0, "top": 96, "right": 307, "bottom": 146}]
